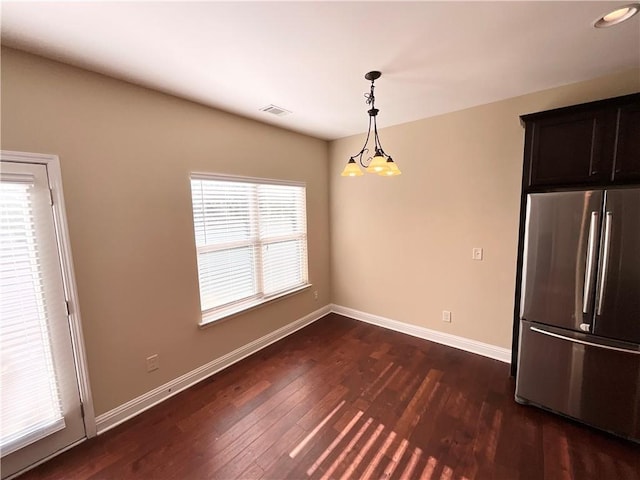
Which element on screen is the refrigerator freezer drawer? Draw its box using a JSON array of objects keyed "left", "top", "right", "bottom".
[{"left": 516, "top": 320, "right": 640, "bottom": 441}]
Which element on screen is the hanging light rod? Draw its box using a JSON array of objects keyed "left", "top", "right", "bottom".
[{"left": 341, "top": 71, "right": 401, "bottom": 177}]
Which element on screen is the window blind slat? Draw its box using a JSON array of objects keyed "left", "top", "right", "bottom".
[{"left": 190, "top": 176, "right": 308, "bottom": 321}]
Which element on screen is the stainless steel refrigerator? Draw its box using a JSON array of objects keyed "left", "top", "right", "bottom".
[{"left": 515, "top": 187, "right": 640, "bottom": 441}]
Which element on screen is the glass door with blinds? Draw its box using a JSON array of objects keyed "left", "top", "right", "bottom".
[{"left": 1, "top": 159, "right": 86, "bottom": 478}]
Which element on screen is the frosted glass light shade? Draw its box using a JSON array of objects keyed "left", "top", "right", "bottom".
[
  {"left": 341, "top": 159, "right": 363, "bottom": 177},
  {"left": 379, "top": 159, "right": 401, "bottom": 176},
  {"left": 366, "top": 153, "right": 389, "bottom": 174}
]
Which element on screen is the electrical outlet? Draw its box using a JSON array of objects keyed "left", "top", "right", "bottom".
[
  {"left": 146, "top": 354, "right": 159, "bottom": 372},
  {"left": 442, "top": 310, "right": 452, "bottom": 323},
  {"left": 313, "top": 290, "right": 319, "bottom": 300},
  {"left": 472, "top": 247, "right": 483, "bottom": 261}
]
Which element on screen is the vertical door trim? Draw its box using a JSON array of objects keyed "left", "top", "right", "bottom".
[{"left": 0, "top": 150, "right": 96, "bottom": 438}]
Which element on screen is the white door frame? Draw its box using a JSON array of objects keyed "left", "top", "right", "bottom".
[{"left": 1, "top": 150, "right": 96, "bottom": 439}]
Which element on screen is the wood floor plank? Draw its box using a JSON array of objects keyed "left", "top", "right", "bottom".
[{"left": 17, "top": 314, "right": 640, "bottom": 480}]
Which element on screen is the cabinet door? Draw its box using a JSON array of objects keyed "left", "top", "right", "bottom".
[
  {"left": 612, "top": 104, "right": 640, "bottom": 183},
  {"left": 528, "top": 109, "right": 610, "bottom": 187}
]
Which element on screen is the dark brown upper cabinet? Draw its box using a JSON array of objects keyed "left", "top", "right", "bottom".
[
  {"left": 521, "top": 93, "right": 640, "bottom": 190},
  {"left": 614, "top": 102, "right": 640, "bottom": 182}
]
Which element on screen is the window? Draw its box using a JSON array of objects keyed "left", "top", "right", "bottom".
[
  {"left": 1, "top": 171, "right": 64, "bottom": 453},
  {"left": 190, "top": 174, "right": 309, "bottom": 324},
  {"left": 1, "top": 155, "right": 87, "bottom": 471}
]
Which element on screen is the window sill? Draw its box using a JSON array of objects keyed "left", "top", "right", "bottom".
[{"left": 198, "top": 283, "right": 312, "bottom": 329}]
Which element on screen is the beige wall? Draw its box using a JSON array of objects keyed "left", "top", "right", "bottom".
[
  {"left": 2, "top": 45, "right": 638, "bottom": 416},
  {"left": 330, "top": 69, "right": 640, "bottom": 350},
  {"left": 1, "top": 47, "right": 331, "bottom": 415}
]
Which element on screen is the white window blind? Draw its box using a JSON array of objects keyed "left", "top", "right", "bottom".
[
  {"left": 190, "top": 175, "right": 308, "bottom": 323},
  {"left": 0, "top": 173, "right": 65, "bottom": 456}
]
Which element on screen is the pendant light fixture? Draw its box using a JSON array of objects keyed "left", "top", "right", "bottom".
[{"left": 341, "top": 71, "right": 401, "bottom": 177}]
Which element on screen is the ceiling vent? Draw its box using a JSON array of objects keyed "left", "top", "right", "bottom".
[{"left": 259, "top": 104, "right": 292, "bottom": 117}]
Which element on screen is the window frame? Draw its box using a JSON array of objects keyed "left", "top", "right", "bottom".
[{"left": 189, "top": 172, "right": 310, "bottom": 326}]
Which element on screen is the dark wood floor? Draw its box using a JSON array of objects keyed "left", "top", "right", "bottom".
[{"left": 20, "top": 314, "right": 639, "bottom": 480}]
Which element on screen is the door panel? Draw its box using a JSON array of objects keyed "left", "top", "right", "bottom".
[
  {"left": 516, "top": 320, "right": 640, "bottom": 441},
  {"left": 521, "top": 191, "right": 603, "bottom": 332},
  {"left": 612, "top": 104, "right": 640, "bottom": 183},
  {"left": 528, "top": 110, "right": 610, "bottom": 187},
  {"left": 593, "top": 188, "right": 640, "bottom": 343},
  {"left": 1, "top": 161, "right": 85, "bottom": 479}
]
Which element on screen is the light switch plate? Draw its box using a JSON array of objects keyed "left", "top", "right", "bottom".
[{"left": 472, "top": 248, "right": 483, "bottom": 260}]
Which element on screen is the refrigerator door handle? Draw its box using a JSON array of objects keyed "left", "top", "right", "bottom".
[
  {"left": 582, "top": 211, "right": 599, "bottom": 315},
  {"left": 596, "top": 211, "right": 613, "bottom": 316},
  {"left": 530, "top": 326, "right": 640, "bottom": 355}
]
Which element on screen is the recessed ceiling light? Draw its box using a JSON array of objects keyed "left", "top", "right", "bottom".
[{"left": 594, "top": 3, "right": 639, "bottom": 27}]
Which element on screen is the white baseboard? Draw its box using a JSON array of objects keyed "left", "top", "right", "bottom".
[
  {"left": 96, "top": 303, "right": 509, "bottom": 434},
  {"left": 331, "top": 304, "right": 511, "bottom": 364},
  {"left": 95, "top": 304, "right": 332, "bottom": 435}
]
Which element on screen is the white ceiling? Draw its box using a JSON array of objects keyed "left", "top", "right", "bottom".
[{"left": 1, "top": 1, "right": 639, "bottom": 140}]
